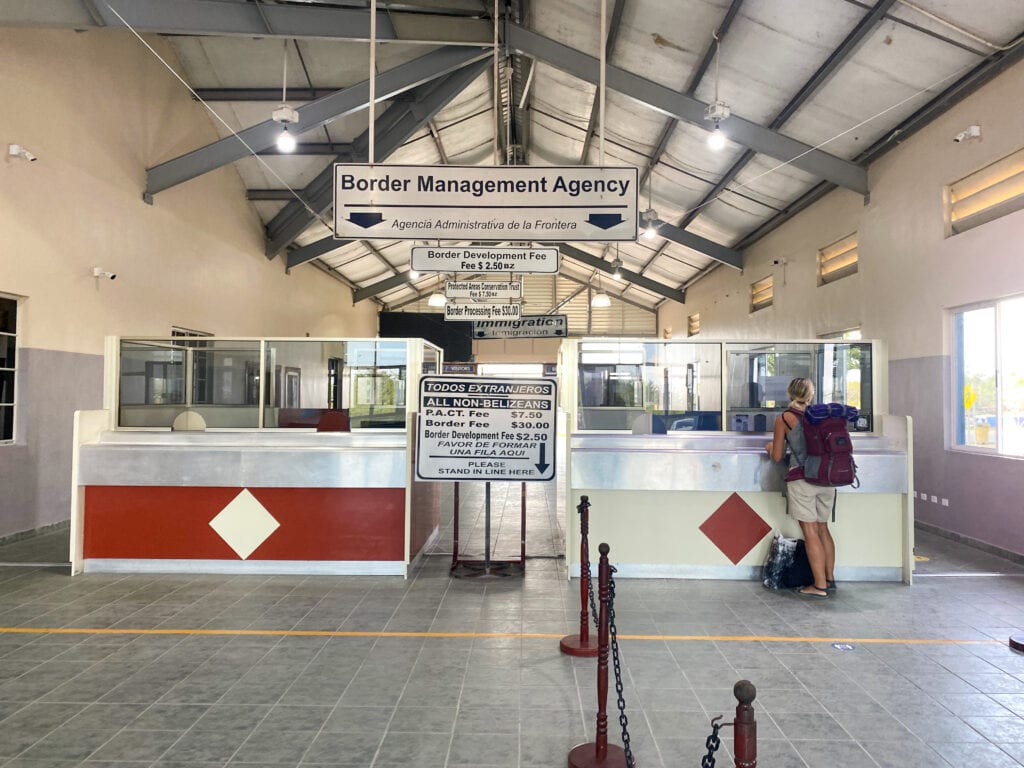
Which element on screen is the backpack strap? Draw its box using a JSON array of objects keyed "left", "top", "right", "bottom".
[{"left": 831, "top": 488, "right": 837, "bottom": 523}]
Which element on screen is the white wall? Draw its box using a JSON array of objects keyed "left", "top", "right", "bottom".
[
  {"left": 0, "top": 28, "right": 378, "bottom": 539},
  {"left": 659, "top": 58, "right": 1024, "bottom": 556}
]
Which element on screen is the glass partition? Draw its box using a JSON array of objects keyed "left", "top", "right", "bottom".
[
  {"left": 569, "top": 338, "right": 877, "bottom": 433},
  {"left": 116, "top": 338, "right": 441, "bottom": 430}
]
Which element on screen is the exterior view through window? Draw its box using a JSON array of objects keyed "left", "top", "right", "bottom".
[
  {"left": 0, "top": 295, "right": 16, "bottom": 442},
  {"left": 954, "top": 296, "right": 1024, "bottom": 455}
]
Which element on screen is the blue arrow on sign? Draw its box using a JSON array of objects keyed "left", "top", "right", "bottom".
[
  {"left": 586, "top": 213, "right": 625, "bottom": 229},
  {"left": 535, "top": 443, "right": 550, "bottom": 474},
  {"left": 348, "top": 212, "right": 384, "bottom": 228}
]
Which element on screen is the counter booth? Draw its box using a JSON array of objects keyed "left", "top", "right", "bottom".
[
  {"left": 71, "top": 337, "right": 443, "bottom": 576},
  {"left": 558, "top": 338, "right": 914, "bottom": 583}
]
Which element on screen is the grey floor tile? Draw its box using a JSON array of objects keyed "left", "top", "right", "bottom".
[
  {"left": 87, "top": 729, "right": 182, "bottom": 762},
  {"left": 387, "top": 705, "right": 457, "bottom": 733},
  {"left": 794, "top": 740, "right": 877, "bottom": 768},
  {"left": 18, "top": 728, "right": 118, "bottom": 762},
  {"left": 230, "top": 728, "right": 318, "bottom": 764},
  {"left": 962, "top": 715, "right": 1024, "bottom": 742},
  {"left": 321, "top": 706, "right": 392, "bottom": 733},
  {"left": 770, "top": 711, "right": 853, "bottom": 741},
  {"left": 860, "top": 739, "right": 953, "bottom": 768},
  {"left": 448, "top": 732, "right": 518, "bottom": 764},
  {"left": 159, "top": 729, "right": 250, "bottom": 763},
  {"left": 934, "top": 740, "right": 1023, "bottom": 768},
  {"left": 127, "top": 703, "right": 210, "bottom": 730}
]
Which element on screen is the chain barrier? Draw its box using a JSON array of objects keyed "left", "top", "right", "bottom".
[
  {"left": 579, "top": 501, "right": 599, "bottom": 629},
  {"left": 607, "top": 566, "right": 635, "bottom": 768},
  {"left": 701, "top": 716, "right": 723, "bottom": 768}
]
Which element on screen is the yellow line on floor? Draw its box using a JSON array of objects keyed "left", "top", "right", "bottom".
[{"left": 0, "top": 627, "right": 1001, "bottom": 645}]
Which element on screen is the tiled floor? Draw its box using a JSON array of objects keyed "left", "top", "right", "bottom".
[{"left": 1, "top": 494, "right": 1023, "bottom": 767}]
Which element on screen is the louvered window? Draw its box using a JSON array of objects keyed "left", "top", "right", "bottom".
[
  {"left": 948, "top": 148, "right": 1024, "bottom": 235},
  {"left": 0, "top": 294, "right": 18, "bottom": 443},
  {"left": 687, "top": 314, "right": 700, "bottom": 337},
  {"left": 818, "top": 233, "right": 858, "bottom": 285},
  {"left": 750, "top": 276, "right": 773, "bottom": 313}
]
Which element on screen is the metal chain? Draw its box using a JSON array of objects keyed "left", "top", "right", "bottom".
[
  {"left": 579, "top": 505, "right": 598, "bottom": 628},
  {"left": 701, "top": 717, "right": 723, "bottom": 768},
  {"left": 608, "top": 568, "right": 635, "bottom": 768}
]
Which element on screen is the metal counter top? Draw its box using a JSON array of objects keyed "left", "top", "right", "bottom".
[
  {"left": 569, "top": 433, "right": 908, "bottom": 493},
  {"left": 80, "top": 431, "right": 408, "bottom": 488}
]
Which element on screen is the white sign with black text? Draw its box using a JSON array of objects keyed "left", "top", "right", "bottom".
[
  {"left": 445, "top": 281, "right": 523, "bottom": 301},
  {"left": 412, "top": 246, "right": 559, "bottom": 274},
  {"left": 334, "top": 164, "right": 638, "bottom": 241},
  {"left": 444, "top": 303, "right": 522, "bottom": 321},
  {"left": 472, "top": 314, "right": 568, "bottom": 339},
  {"left": 416, "top": 376, "right": 557, "bottom": 482}
]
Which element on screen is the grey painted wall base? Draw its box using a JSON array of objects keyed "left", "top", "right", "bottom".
[
  {"left": 0, "top": 519, "right": 69, "bottom": 546},
  {"left": 84, "top": 559, "right": 407, "bottom": 576},
  {"left": 569, "top": 563, "right": 903, "bottom": 581},
  {"left": 0, "top": 348, "right": 104, "bottom": 539},
  {"left": 916, "top": 520, "right": 1024, "bottom": 567}
]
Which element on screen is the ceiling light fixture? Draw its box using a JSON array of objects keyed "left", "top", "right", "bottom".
[
  {"left": 427, "top": 291, "right": 447, "bottom": 307},
  {"left": 409, "top": 270, "right": 420, "bottom": 280},
  {"left": 273, "top": 41, "right": 299, "bottom": 153},
  {"left": 704, "top": 31, "right": 730, "bottom": 151},
  {"left": 591, "top": 273, "right": 611, "bottom": 308},
  {"left": 611, "top": 244, "right": 623, "bottom": 280},
  {"left": 641, "top": 209, "right": 659, "bottom": 240}
]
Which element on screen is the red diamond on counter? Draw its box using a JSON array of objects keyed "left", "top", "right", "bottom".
[{"left": 699, "top": 493, "right": 771, "bottom": 564}]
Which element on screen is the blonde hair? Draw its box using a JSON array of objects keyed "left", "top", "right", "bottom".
[{"left": 787, "top": 377, "right": 815, "bottom": 406}]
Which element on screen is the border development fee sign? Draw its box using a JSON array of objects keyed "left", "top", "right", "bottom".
[
  {"left": 335, "top": 164, "right": 638, "bottom": 242},
  {"left": 416, "top": 376, "right": 557, "bottom": 482}
]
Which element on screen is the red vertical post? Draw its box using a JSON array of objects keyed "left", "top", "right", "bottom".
[
  {"left": 520, "top": 481, "right": 527, "bottom": 566},
  {"left": 733, "top": 680, "right": 757, "bottom": 768},
  {"left": 568, "top": 542, "right": 626, "bottom": 768},
  {"left": 560, "top": 496, "right": 598, "bottom": 657}
]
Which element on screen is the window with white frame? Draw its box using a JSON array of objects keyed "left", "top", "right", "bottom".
[
  {"left": 750, "top": 276, "right": 773, "bottom": 313},
  {"left": 947, "top": 147, "right": 1024, "bottom": 235},
  {"left": 0, "top": 295, "right": 18, "bottom": 443},
  {"left": 953, "top": 295, "right": 1024, "bottom": 456},
  {"left": 818, "top": 233, "right": 858, "bottom": 285}
]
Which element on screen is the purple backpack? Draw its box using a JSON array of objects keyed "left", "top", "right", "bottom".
[{"left": 787, "top": 403, "right": 860, "bottom": 488}]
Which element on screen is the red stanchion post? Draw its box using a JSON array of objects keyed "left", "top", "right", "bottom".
[
  {"left": 560, "top": 496, "right": 599, "bottom": 657},
  {"left": 733, "top": 680, "right": 757, "bottom": 768},
  {"left": 568, "top": 543, "right": 626, "bottom": 768}
]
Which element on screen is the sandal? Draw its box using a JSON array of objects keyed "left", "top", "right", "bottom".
[
  {"left": 794, "top": 586, "right": 829, "bottom": 599},
  {"left": 826, "top": 580, "right": 837, "bottom": 592}
]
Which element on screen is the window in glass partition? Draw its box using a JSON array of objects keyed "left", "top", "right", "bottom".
[
  {"left": 953, "top": 296, "right": 1024, "bottom": 455},
  {"left": 750, "top": 276, "right": 773, "bottom": 312},
  {"left": 818, "top": 233, "right": 858, "bottom": 285},
  {"left": 0, "top": 294, "right": 18, "bottom": 443}
]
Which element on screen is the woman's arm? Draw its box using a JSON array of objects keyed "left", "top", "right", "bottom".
[{"left": 766, "top": 413, "right": 791, "bottom": 462}]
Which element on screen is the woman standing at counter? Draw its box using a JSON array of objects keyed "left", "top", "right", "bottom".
[{"left": 766, "top": 378, "right": 836, "bottom": 599}]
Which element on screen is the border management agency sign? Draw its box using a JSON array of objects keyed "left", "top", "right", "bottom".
[
  {"left": 472, "top": 314, "right": 567, "bottom": 339},
  {"left": 416, "top": 376, "right": 557, "bottom": 482},
  {"left": 334, "top": 164, "right": 638, "bottom": 242}
]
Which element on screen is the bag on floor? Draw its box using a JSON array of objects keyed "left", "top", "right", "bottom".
[{"left": 763, "top": 533, "right": 814, "bottom": 590}]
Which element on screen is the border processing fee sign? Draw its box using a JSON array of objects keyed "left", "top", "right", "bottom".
[{"left": 416, "top": 376, "right": 556, "bottom": 482}]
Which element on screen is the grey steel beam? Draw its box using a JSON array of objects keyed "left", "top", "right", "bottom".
[
  {"left": 558, "top": 272, "right": 656, "bottom": 313},
  {"left": 559, "top": 244, "right": 686, "bottom": 304},
  {"left": 286, "top": 237, "right": 354, "bottom": 270},
  {"left": 257, "top": 144, "right": 354, "bottom": 157},
  {"left": 651, "top": 220, "right": 742, "bottom": 270},
  {"left": 145, "top": 46, "right": 489, "bottom": 197},
  {"left": 505, "top": 24, "right": 868, "bottom": 194},
  {"left": 248, "top": 190, "right": 306, "bottom": 201},
  {"left": 59, "top": 0, "right": 493, "bottom": 45},
  {"left": 266, "top": 59, "right": 491, "bottom": 257},
  {"left": 354, "top": 271, "right": 418, "bottom": 303},
  {"left": 194, "top": 88, "right": 348, "bottom": 102},
  {"left": 578, "top": 0, "right": 627, "bottom": 164}
]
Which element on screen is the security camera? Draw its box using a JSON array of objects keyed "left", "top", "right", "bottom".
[
  {"left": 953, "top": 125, "right": 982, "bottom": 143},
  {"left": 92, "top": 267, "right": 117, "bottom": 280},
  {"left": 7, "top": 144, "right": 37, "bottom": 162}
]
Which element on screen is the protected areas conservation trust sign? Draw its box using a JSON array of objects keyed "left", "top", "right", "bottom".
[
  {"left": 334, "top": 164, "right": 638, "bottom": 242},
  {"left": 416, "top": 376, "right": 557, "bottom": 482}
]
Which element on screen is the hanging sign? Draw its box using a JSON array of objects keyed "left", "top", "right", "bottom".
[
  {"left": 445, "top": 281, "right": 523, "bottom": 300},
  {"left": 334, "top": 164, "right": 638, "bottom": 241},
  {"left": 444, "top": 303, "right": 522, "bottom": 321},
  {"left": 412, "top": 246, "right": 559, "bottom": 274},
  {"left": 417, "top": 376, "right": 557, "bottom": 481},
  {"left": 472, "top": 314, "right": 568, "bottom": 339}
]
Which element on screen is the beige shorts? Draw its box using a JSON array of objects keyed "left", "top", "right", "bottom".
[{"left": 786, "top": 479, "right": 837, "bottom": 524}]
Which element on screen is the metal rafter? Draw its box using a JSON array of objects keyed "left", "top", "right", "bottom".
[
  {"left": 354, "top": 271, "right": 418, "bottom": 303},
  {"left": 504, "top": 24, "right": 868, "bottom": 194},
  {"left": 578, "top": 0, "right": 627, "bottom": 165},
  {"left": 557, "top": 271, "right": 657, "bottom": 313},
  {"left": 558, "top": 244, "right": 686, "bottom": 304},
  {"left": 145, "top": 47, "right": 489, "bottom": 197},
  {"left": 265, "top": 59, "right": 490, "bottom": 258},
  {"left": 59, "top": 0, "right": 493, "bottom": 45}
]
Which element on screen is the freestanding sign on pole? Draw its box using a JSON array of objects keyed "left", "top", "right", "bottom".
[
  {"left": 417, "top": 376, "right": 556, "bottom": 482},
  {"left": 335, "top": 164, "right": 638, "bottom": 242}
]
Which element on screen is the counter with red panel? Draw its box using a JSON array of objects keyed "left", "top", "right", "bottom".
[{"left": 72, "top": 428, "right": 440, "bottom": 576}]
